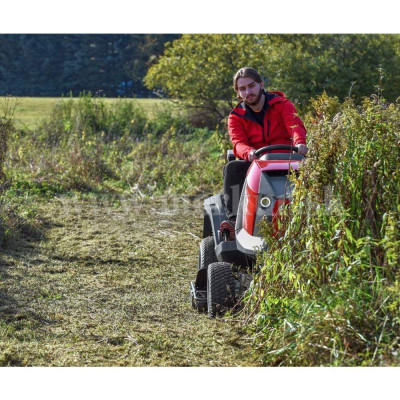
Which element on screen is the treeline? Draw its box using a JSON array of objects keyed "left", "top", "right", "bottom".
[
  {"left": 0, "top": 34, "right": 179, "bottom": 97},
  {"left": 2, "top": 34, "right": 399, "bottom": 105}
]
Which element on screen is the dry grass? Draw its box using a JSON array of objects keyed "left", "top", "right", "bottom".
[{"left": 0, "top": 195, "right": 260, "bottom": 366}]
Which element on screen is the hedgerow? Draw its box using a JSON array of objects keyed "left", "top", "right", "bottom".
[{"left": 241, "top": 92, "right": 400, "bottom": 366}]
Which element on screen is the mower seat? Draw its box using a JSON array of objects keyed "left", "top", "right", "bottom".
[{"left": 223, "top": 160, "right": 251, "bottom": 219}]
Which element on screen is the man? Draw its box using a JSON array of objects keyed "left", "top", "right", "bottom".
[
  {"left": 224, "top": 67, "right": 308, "bottom": 220},
  {"left": 229, "top": 67, "right": 308, "bottom": 161}
]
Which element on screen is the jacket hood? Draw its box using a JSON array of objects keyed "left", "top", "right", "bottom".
[
  {"left": 267, "top": 91, "right": 286, "bottom": 104},
  {"left": 231, "top": 90, "right": 286, "bottom": 116}
]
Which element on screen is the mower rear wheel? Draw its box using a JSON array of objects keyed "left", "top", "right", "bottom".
[
  {"left": 198, "top": 236, "right": 217, "bottom": 271},
  {"left": 207, "top": 262, "right": 236, "bottom": 318}
]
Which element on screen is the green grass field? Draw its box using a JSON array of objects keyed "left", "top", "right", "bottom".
[{"left": 11, "top": 97, "right": 172, "bottom": 130}]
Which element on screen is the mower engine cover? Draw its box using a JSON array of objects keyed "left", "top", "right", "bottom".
[{"left": 235, "top": 154, "right": 302, "bottom": 257}]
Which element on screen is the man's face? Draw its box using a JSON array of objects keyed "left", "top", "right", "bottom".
[{"left": 236, "top": 77, "right": 264, "bottom": 106}]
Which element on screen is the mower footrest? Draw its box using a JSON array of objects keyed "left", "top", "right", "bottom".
[
  {"left": 190, "top": 281, "right": 207, "bottom": 302},
  {"left": 215, "top": 240, "right": 248, "bottom": 266}
]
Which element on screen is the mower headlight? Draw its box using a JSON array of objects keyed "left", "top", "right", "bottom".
[{"left": 260, "top": 196, "right": 271, "bottom": 208}]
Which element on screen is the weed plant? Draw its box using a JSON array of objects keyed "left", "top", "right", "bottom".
[
  {"left": 39, "top": 93, "right": 148, "bottom": 145},
  {"left": 1, "top": 100, "right": 42, "bottom": 246},
  {"left": 0, "top": 100, "right": 14, "bottom": 182},
  {"left": 3, "top": 94, "right": 226, "bottom": 248},
  {"left": 6, "top": 94, "right": 225, "bottom": 198},
  {"left": 242, "top": 92, "right": 400, "bottom": 366}
]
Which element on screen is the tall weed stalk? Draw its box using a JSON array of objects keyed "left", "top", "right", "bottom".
[
  {"left": 6, "top": 94, "right": 224, "bottom": 196},
  {"left": 243, "top": 92, "right": 400, "bottom": 366},
  {"left": 0, "top": 99, "right": 42, "bottom": 246}
]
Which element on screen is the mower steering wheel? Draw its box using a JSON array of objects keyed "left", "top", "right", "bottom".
[{"left": 254, "top": 145, "right": 298, "bottom": 157}]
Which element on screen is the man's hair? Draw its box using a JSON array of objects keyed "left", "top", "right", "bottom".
[{"left": 233, "top": 67, "right": 263, "bottom": 92}]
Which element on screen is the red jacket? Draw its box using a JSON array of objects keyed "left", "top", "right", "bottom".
[{"left": 228, "top": 91, "right": 307, "bottom": 161}]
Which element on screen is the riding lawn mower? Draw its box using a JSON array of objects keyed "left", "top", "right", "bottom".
[{"left": 190, "top": 144, "right": 304, "bottom": 318}]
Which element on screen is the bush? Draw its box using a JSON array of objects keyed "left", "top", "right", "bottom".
[{"left": 242, "top": 92, "right": 400, "bottom": 366}]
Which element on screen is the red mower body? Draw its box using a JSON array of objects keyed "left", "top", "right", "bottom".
[{"left": 235, "top": 153, "right": 303, "bottom": 257}]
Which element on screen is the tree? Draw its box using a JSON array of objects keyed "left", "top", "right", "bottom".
[
  {"left": 272, "top": 34, "right": 400, "bottom": 103},
  {"left": 144, "top": 34, "right": 400, "bottom": 124},
  {"left": 144, "top": 34, "right": 271, "bottom": 121}
]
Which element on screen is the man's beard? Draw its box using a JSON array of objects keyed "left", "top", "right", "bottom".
[{"left": 244, "top": 88, "right": 263, "bottom": 106}]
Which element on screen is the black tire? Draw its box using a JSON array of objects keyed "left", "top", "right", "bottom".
[
  {"left": 207, "top": 262, "right": 236, "bottom": 318},
  {"left": 191, "top": 237, "right": 217, "bottom": 313},
  {"left": 198, "top": 236, "right": 217, "bottom": 271}
]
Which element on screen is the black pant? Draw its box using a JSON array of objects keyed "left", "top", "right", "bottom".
[{"left": 223, "top": 160, "right": 251, "bottom": 220}]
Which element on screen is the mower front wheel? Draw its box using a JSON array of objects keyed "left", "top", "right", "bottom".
[
  {"left": 198, "top": 236, "right": 217, "bottom": 271},
  {"left": 191, "top": 236, "right": 218, "bottom": 313},
  {"left": 207, "top": 262, "right": 236, "bottom": 318}
]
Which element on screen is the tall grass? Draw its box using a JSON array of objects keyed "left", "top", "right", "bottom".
[
  {"left": 6, "top": 94, "right": 225, "bottom": 197},
  {"left": 0, "top": 100, "right": 14, "bottom": 244},
  {"left": 1, "top": 99, "right": 41, "bottom": 246},
  {"left": 241, "top": 92, "right": 400, "bottom": 366},
  {"left": 0, "top": 100, "right": 14, "bottom": 182},
  {"left": 39, "top": 93, "right": 148, "bottom": 145}
]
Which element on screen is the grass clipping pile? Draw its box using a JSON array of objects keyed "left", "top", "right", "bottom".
[{"left": 0, "top": 195, "right": 260, "bottom": 366}]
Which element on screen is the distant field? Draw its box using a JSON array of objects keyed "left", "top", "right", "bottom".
[{"left": 11, "top": 97, "right": 172, "bottom": 130}]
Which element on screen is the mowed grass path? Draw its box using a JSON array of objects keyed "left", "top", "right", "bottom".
[{"left": 0, "top": 196, "right": 260, "bottom": 366}]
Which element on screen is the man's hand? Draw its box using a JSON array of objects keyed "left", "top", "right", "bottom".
[
  {"left": 297, "top": 144, "right": 308, "bottom": 156},
  {"left": 248, "top": 149, "right": 258, "bottom": 162}
]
